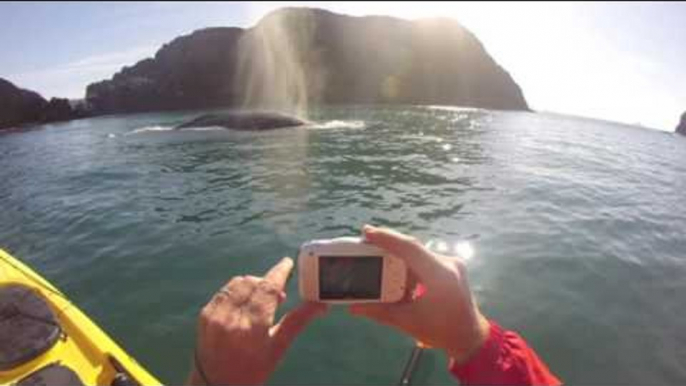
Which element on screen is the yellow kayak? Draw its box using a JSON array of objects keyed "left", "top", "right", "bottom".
[{"left": 0, "top": 249, "right": 161, "bottom": 385}]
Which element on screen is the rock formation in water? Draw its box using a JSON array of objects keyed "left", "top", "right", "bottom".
[
  {"left": 174, "top": 111, "right": 306, "bottom": 131},
  {"left": 0, "top": 78, "right": 86, "bottom": 130},
  {"left": 0, "top": 78, "right": 49, "bottom": 130},
  {"left": 86, "top": 7, "right": 529, "bottom": 115},
  {"left": 676, "top": 112, "right": 686, "bottom": 135}
]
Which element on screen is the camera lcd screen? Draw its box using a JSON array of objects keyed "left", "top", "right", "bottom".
[{"left": 319, "top": 256, "right": 383, "bottom": 300}]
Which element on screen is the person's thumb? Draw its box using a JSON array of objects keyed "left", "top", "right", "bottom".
[{"left": 270, "top": 302, "right": 328, "bottom": 359}]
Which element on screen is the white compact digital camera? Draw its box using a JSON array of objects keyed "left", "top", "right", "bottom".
[{"left": 298, "top": 237, "right": 407, "bottom": 303}]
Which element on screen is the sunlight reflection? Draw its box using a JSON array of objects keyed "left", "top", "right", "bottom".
[
  {"left": 455, "top": 241, "right": 474, "bottom": 261},
  {"left": 426, "top": 238, "right": 475, "bottom": 262}
]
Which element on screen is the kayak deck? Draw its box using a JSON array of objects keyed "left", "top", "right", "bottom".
[{"left": 0, "top": 249, "right": 161, "bottom": 385}]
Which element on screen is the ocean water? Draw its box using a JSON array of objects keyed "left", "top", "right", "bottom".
[{"left": 1, "top": 105, "right": 685, "bottom": 384}]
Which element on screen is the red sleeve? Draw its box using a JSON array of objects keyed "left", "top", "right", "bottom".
[{"left": 449, "top": 320, "right": 561, "bottom": 386}]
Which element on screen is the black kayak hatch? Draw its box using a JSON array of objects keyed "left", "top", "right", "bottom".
[{"left": 0, "top": 284, "right": 61, "bottom": 370}]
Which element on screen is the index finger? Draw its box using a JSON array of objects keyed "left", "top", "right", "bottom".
[
  {"left": 264, "top": 257, "right": 294, "bottom": 290},
  {"left": 362, "top": 225, "right": 442, "bottom": 281}
]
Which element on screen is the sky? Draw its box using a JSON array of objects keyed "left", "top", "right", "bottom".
[{"left": 1, "top": 1, "right": 685, "bottom": 131}]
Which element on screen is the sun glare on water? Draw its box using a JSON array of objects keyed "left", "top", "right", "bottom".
[{"left": 426, "top": 238, "right": 475, "bottom": 262}]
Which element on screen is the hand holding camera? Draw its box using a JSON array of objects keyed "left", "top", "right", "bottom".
[
  {"left": 193, "top": 225, "right": 489, "bottom": 385},
  {"left": 347, "top": 225, "right": 490, "bottom": 364},
  {"left": 298, "top": 225, "right": 488, "bottom": 363}
]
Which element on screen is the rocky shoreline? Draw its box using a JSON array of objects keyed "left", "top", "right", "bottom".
[
  {"left": 0, "top": 78, "right": 89, "bottom": 131},
  {"left": 0, "top": 8, "right": 533, "bottom": 131},
  {"left": 6, "top": 7, "right": 679, "bottom": 134}
]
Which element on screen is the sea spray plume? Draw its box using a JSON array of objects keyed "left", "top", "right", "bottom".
[{"left": 235, "top": 8, "right": 327, "bottom": 119}]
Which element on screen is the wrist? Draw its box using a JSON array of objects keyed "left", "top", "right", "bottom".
[
  {"left": 187, "top": 368, "right": 206, "bottom": 386},
  {"left": 188, "top": 348, "right": 213, "bottom": 386},
  {"left": 446, "top": 312, "right": 491, "bottom": 364}
]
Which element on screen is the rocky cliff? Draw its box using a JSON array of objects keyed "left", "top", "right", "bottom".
[
  {"left": 86, "top": 28, "right": 243, "bottom": 114},
  {"left": 86, "top": 8, "right": 528, "bottom": 115},
  {"left": 0, "top": 78, "right": 48, "bottom": 129},
  {"left": 676, "top": 112, "right": 686, "bottom": 135},
  {"left": 0, "top": 78, "right": 84, "bottom": 130}
]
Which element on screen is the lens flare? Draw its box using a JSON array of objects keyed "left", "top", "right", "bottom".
[{"left": 455, "top": 241, "right": 474, "bottom": 261}]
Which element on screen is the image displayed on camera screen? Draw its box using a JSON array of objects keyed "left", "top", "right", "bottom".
[{"left": 318, "top": 256, "right": 383, "bottom": 300}]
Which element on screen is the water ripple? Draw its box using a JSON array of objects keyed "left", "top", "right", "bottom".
[{"left": 1, "top": 106, "right": 686, "bottom": 384}]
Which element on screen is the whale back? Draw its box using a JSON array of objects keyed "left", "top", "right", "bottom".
[{"left": 175, "top": 111, "right": 306, "bottom": 131}]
